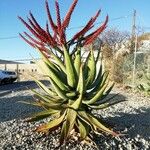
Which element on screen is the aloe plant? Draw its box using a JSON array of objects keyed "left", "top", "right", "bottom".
[{"left": 19, "top": 0, "right": 125, "bottom": 144}]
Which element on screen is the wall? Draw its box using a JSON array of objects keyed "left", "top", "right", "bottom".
[{"left": 0, "top": 64, "right": 45, "bottom": 81}]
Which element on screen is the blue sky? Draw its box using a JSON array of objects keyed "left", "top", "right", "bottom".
[{"left": 0, "top": 0, "right": 150, "bottom": 61}]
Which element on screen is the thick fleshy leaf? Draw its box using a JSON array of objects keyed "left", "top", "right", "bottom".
[
  {"left": 36, "top": 111, "right": 66, "bottom": 132},
  {"left": 36, "top": 48, "right": 58, "bottom": 72},
  {"left": 63, "top": 46, "right": 77, "bottom": 88},
  {"left": 89, "top": 99, "right": 126, "bottom": 110},
  {"left": 83, "top": 51, "right": 91, "bottom": 80},
  {"left": 32, "top": 77, "right": 57, "bottom": 97},
  {"left": 18, "top": 101, "right": 43, "bottom": 107},
  {"left": 50, "top": 79, "right": 69, "bottom": 100},
  {"left": 85, "top": 71, "right": 109, "bottom": 99},
  {"left": 85, "top": 49, "right": 96, "bottom": 87},
  {"left": 74, "top": 47, "right": 81, "bottom": 78},
  {"left": 78, "top": 111, "right": 119, "bottom": 136},
  {"left": 31, "top": 89, "right": 62, "bottom": 103},
  {"left": 37, "top": 60, "right": 69, "bottom": 91},
  {"left": 83, "top": 79, "right": 109, "bottom": 105},
  {"left": 77, "top": 118, "right": 90, "bottom": 140},
  {"left": 27, "top": 109, "right": 59, "bottom": 122},
  {"left": 87, "top": 62, "right": 103, "bottom": 90},
  {"left": 47, "top": 51, "right": 66, "bottom": 73},
  {"left": 95, "top": 83, "right": 115, "bottom": 103},
  {"left": 71, "top": 65, "right": 84, "bottom": 109},
  {"left": 88, "top": 113, "right": 119, "bottom": 136},
  {"left": 60, "top": 108, "right": 77, "bottom": 144}
]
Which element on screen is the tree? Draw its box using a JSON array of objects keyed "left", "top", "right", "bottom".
[{"left": 100, "top": 28, "right": 130, "bottom": 83}]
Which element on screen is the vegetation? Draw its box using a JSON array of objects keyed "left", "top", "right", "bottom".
[
  {"left": 19, "top": 0, "right": 125, "bottom": 145},
  {"left": 137, "top": 74, "right": 150, "bottom": 95},
  {"left": 100, "top": 28, "right": 131, "bottom": 83}
]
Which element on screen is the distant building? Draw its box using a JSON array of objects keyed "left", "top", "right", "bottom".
[{"left": 0, "top": 59, "right": 22, "bottom": 64}]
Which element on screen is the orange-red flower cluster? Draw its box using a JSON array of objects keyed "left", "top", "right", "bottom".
[{"left": 19, "top": 0, "right": 108, "bottom": 51}]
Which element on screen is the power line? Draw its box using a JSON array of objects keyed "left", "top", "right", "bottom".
[
  {"left": 0, "top": 14, "right": 131, "bottom": 40},
  {"left": 142, "top": 27, "right": 150, "bottom": 30}
]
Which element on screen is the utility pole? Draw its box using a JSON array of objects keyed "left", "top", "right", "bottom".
[
  {"left": 131, "top": 10, "right": 137, "bottom": 88},
  {"left": 132, "top": 34, "right": 138, "bottom": 88},
  {"left": 131, "top": 10, "right": 136, "bottom": 40}
]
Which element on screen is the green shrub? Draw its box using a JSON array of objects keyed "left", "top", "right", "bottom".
[{"left": 137, "top": 74, "right": 150, "bottom": 95}]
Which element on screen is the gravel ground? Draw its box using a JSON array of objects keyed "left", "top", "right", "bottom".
[{"left": 0, "top": 85, "right": 150, "bottom": 150}]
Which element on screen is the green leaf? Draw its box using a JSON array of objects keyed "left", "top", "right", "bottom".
[
  {"left": 37, "top": 60, "right": 68, "bottom": 91},
  {"left": 36, "top": 111, "right": 66, "bottom": 132},
  {"left": 85, "top": 71, "right": 109, "bottom": 99},
  {"left": 66, "top": 91, "right": 77, "bottom": 99},
  {"left": 36, "top": 48, "right": 59, "bottom": 73},
  {"left": 89, "top": 99, "right": 126, "bottom": 110},
  {"left": 87, "top": 62, "right": 103, "bottom": 90},
  {"left": 47, "top": 51, "right": 66, "bottom": 73},
  {"left": 27, "top": 109, "right": 59, "bottom": 122},
  {"left": 31, "top": 89, "right": 63, "bottom": 104},
  {"left": 95, "top": 83, "right": 115, "bottom": 103},
  {"left": 74, "top": 47, "right": 81, "bottom": 78},
  {"left": 85, "top": 49, "right": 96, "bottom": 87},
  {"left": 32, "top": 77, "right": 57, "bottom": 97},
  {"left": 64, "top": 46, "right": 77, "bottom": 88},
  {"left": 50, "top": 79, "right": 69, "bottom": 100},
  {"left": 77, "top": 118, "right": 90, "bottom": 140},
  {"left": 18, "top": 100, "right": 43, "bottom": 107},
  {"left": 95, "top": 49, "right": 101, "bottom": 63},
  {"left": 87, "top": 113, "right": 119, "bottom": 136},
  {"left": 78, "top": 111, "right": 118, "bottom": 136},
  {"left": 60, "top": 108, "right": 77, "bottom": 144},
  {"left": 83, "top": 51, "right": 90, "bottom": 80},
  {"left": 83, "top": 79, "right": 109, "bottom": 105},
  {"left": 71, "top": 65, "right": 84, "bottom": 110}
]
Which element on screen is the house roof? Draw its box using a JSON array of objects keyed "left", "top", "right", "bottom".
[{"left": 0, "top": 59, "right": 22, "bottom": 64}]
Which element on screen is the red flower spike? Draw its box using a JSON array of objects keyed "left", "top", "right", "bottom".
[
  {"left": 28, "top": 13, "right": 49, "bottom": 42},
  {"left": 29, "top": 12, "right": 43, "bottom": 31},
  {"left": 19, "top": 33, "right": 35, "bottom": 47},
  {"left": 18, "top": 16, "right": 47, "bottom": 43},
  {"left": 83, "top": 15, "right": 108, "bottom": 45},
  {"left": 60, "top": 31, "right": 66, "bottom": 45},
  {"left": 23, "top": 32, "right": 43, "bottom": 46},
  {"left": 20, "top": 0, "right": 108, "bottom": 50},
  {"left": 92, "top": 9, "right": 101, "bottom": 24},
  {"left": 54, "top": 0, "right": 66, "bottom": 45},
  {"left": 62, "top": 0, "right": 78, "bottom": 29},
  {"left": 27, "top": 17, "right": 42, "bottom": 34},
  {"left": 45, "top": 0, "right": 58, "bottom": 34},
  {"left": 55, "top": 0, "right": 61, "bottom": 32},
  {"left": 72, "top": 9, "right": 101, "bottom": 41},
  {"left": 53, "top": 33, "right": 61, "bottom": 46},
  {"left": 72, "top": 18, "right": 93, "bottom": 41},
  {"left": 46, "top": 22, "right": 50, "bottom": 33},
  {"left": 18, "top": 16, "right": 38, "bottom": 37},
  {"left": 46, "top": 23, "right": 57, "bottom": 47},
  {"left": 27, "top": 17, "right": 52, "bottom": 45}
]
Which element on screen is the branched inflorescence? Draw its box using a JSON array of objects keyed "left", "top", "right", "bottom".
[{"left": 18, "top": 0, "right": 108, "bottom": 54}]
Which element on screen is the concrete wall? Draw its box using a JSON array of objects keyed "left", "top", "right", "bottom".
[{"left": 0, "top": 64, "right": 44, "bottom": 81}]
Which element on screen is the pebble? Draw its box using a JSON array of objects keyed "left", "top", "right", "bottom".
[{"left": 0, "top": 87, "right": 149, "bottom": 149}]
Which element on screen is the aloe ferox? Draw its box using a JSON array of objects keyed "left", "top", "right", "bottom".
[{"left": 19, "top": 0, "right": 125, "bottom": 144}]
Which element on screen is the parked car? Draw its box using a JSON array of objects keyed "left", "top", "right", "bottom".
[{"left": 0, "top": 70, "right": 17, "bottom": 84}]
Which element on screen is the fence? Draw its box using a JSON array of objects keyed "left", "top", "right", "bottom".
[{"left": 122, "top": 50, "right": 150, "bottom": 87}]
